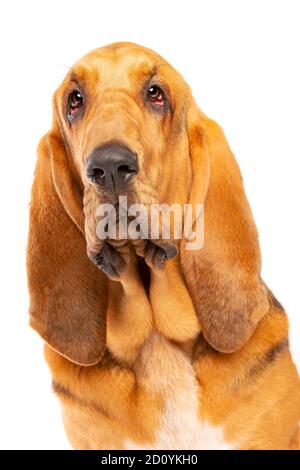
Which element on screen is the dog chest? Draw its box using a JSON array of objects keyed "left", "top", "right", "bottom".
[{"left": 124, "top": 332, "right": 232, "bottom": 450}]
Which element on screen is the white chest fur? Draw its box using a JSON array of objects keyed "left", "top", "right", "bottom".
[{"left": 124, "top": 332, "right": 232, "bottom": 450}]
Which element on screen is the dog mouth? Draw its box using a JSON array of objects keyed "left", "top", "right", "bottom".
[{"left": 84, "top": 185, "right": 179, "bottom": 276}]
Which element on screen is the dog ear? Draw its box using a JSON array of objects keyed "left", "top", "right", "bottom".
[
  {"left": 180, "top": 98, "right": 269, "bottom": 353},
  {"left": 27, "top": 117, "right": 108, "bottom": 366}
]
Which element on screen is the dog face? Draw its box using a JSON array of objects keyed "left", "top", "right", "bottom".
[{"left": 54, "top": 43, "right": 192, "bottom": 256}]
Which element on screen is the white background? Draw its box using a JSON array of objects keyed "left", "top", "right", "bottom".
[{"left": 0, "top": 0, "right": 299, "bottom": 450}]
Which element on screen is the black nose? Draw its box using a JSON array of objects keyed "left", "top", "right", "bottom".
[{"left": 86, "top": 143, "right": 139, "bottom": 191}]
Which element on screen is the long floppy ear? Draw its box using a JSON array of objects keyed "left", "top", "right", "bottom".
[
  {"left": 27, "top": 117, "right": 108, "bottom": 366},
  {"left": 180, "top": 98, "right": 269, "bottom": 353}
]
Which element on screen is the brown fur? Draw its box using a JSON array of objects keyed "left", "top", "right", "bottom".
[{"left": 27, "top": 42, "right": 300, "bottom": 449}]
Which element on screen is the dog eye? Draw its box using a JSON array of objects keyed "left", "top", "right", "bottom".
[
  {"left": 147, "top": 85, "right": 165, "bottom": 106},
  {"left": 67, "top": 90, "right": 84, "bottom": 120}
]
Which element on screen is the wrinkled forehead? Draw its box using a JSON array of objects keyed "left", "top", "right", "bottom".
[{"left": 58, "top": 43, "right": 184, "bottom": 94}]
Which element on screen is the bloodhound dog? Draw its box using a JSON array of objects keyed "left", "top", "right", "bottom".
[{"left": 27, "top": 42, "right": 300, "bottom": 450}]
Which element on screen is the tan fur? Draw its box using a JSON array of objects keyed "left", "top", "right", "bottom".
[{"left": 27, "top": 42, "right": 300, "bottom": 449}]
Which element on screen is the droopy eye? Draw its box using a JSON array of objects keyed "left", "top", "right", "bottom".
[
  {"left": 147, "top": 85, "right": 165, "bottom": 106},
  {"left": 67, "top": 90, "right": 84, "bottom": 120}
]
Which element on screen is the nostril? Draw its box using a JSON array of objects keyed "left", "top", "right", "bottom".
[
  {"left": 118, "top": 164, "right": 133, "bottom": 174},
  {"left": 87, "top": 167, "right": 105, "bottom": 183},
  {"left": 118, "top": 165, "right": 130, "bottom": 172},
  {"left": 93, "top": 168, "right": 105, "bottom": 177},
  {"left": 118, "top": 164, "right": 138, "bottom": 182}
]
